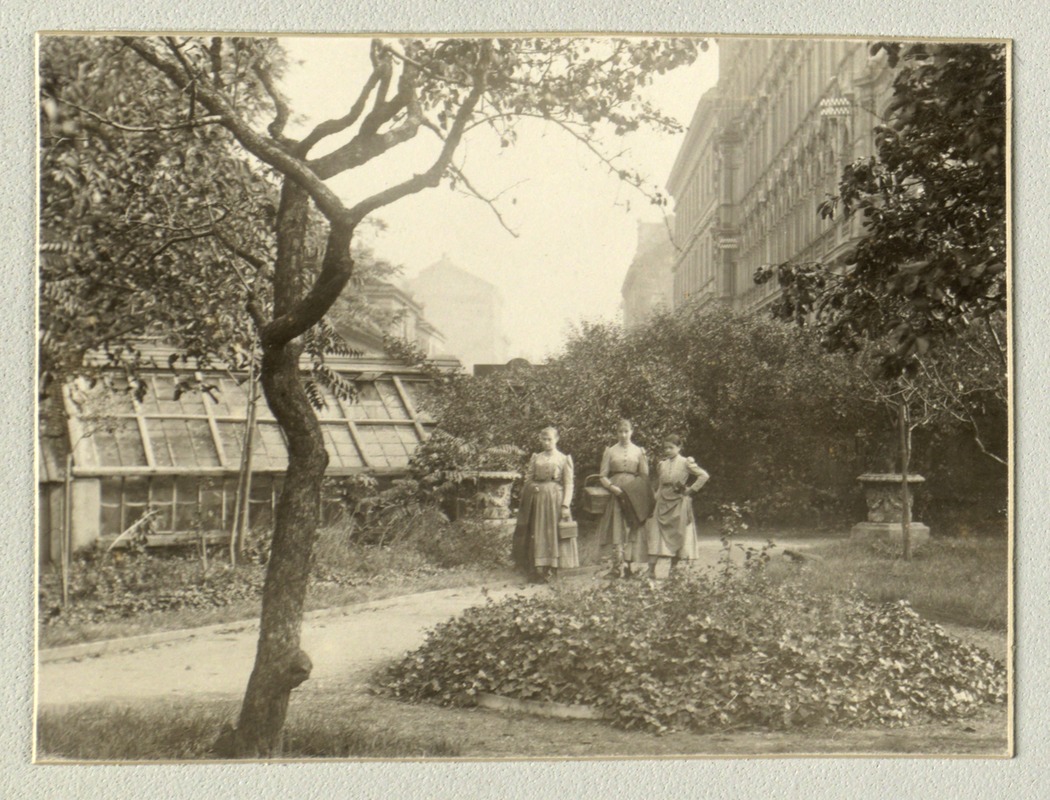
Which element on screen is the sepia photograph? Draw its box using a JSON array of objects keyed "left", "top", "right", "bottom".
[{"left": 34, "top": 32, "right": 1011, "bottom": 763}]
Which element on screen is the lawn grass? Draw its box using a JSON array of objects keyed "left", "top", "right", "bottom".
[
  {"left": 37, "top": 651, "right": 1009, "bottom": 761},
  {"left": 765, "top": 536, "right": 1009, "bottom": 631},
  {"left": 36, "top": 696, "right": 466, "bottom": 760}
]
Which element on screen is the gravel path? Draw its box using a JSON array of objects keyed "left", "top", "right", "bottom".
[{"left": 37, "top": 537, "right": 826, "bottom": 708}]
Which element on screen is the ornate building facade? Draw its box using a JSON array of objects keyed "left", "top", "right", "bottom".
[{"left": 666, "top": 39, "right": 895, "bottom": 311}]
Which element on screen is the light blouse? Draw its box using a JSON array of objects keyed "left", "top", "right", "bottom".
[
  {"left": 526, "top": 450, "right": 574, "bottom": 508},
  {"left": 599, "top": 442, "right": 649, "bottom": 488}
]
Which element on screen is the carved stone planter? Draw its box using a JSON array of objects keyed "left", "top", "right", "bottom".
[
  {"left": 850, "top": 472, "right": 931, "bottom": 545},
  {"left": 455, "top": 470, "right": 519, "bottom": 530}
]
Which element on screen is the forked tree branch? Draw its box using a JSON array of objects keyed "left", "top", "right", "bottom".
[
  {"left": 421, "top": 118, "right": 520, "bottom": 237},
  {"left": 307, "top": 61, "right": 422, "bottom": 180},
  {"left": 297, "top": 71, "right": 382, "bottom": 156},
  {"left": 124, "top": 37, "right": 350, "bottom": 223},
  {"left": 345, "top": 48, "right": 490, "bottom": 227}
]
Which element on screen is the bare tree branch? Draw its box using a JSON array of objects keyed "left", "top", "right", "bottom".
[
  {"left": 307, "top": 60, "right": 422, "bottom": 180},
  {"left": 209, "top": 37, "right": 224, "bottom": 88},
  {"left": 344, "top": 47, "right": 491, "bottom": 227},
  {"left": 297, "top": 68, "right": 382, "bottom": 156},
  {"left": 252, "top": 60, "right": 292, "bottom": 143},
  {"left": 420, "top": 118, "right": 520, "bottom": 237},
  {"left": 124, "top": 37, "right": 350, "bottom": 223},
  {"left": 49, "top": 95, "right": 222, "bottom": 132}
]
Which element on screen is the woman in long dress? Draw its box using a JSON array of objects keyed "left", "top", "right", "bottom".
[
  {"left": 516, "top": 426, "right": 578, "bottom": 582},
  {"left": 645, "top": 434, "right": 709, "bottom": 579},
  {"left": 596, "top": 419, "right": 650, "bottom": 578}
]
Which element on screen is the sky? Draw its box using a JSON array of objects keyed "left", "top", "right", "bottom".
[{"left": 278, "top": 37, "right": 719, "bottom": 361}]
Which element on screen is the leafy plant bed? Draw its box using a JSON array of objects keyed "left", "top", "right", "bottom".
[
  {"left": 39, "top": 528, "right": 516, "bottom": 646},
  {"left": 380, "top": 570, "right": 1007, "bottom": 734}
]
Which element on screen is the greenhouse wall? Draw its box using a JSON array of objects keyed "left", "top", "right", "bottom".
[{"left": 37, "top": 353, "right": 453, "bottom": 563}]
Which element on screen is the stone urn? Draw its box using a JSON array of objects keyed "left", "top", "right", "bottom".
[
  {"left": 850, "top": 473, "right": 931, "bottom": 545},
  {"left": 466, "top": 470, "right": 520, "bottom": 531}
]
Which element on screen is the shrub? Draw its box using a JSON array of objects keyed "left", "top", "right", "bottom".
[
  {"left": 412, "top": 515, "right": 511, "bottom": 570},
  {"left": 380, "top": 566, "right": 1006, "bottom": 733},
  {"left": 38, "top": 544, "right": 264, "bottom": 626}
]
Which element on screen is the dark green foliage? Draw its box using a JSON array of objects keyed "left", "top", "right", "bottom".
[
  {"left": 424, "top": 305, "right": 873, "bottom": 526},
  {"left": 38, "top": 508, "right": 509, "bottom": 628},
  {"left": 754, "top": 42, "right": 1007, "bottom": 370},
  {"left": 381, "top": 568, "right": 1006, "bottom": 733},
  {"left": 414, "top": 516, "right": 511, "bottom": 571}
]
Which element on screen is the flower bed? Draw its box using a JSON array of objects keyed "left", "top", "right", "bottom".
[{"left": 380, "top": 571, "right": 1007, "bottom": 733}]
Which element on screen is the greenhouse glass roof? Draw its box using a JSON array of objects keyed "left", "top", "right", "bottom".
[{"left": 61, "top": 366, "right": 436, "bottom": 477}]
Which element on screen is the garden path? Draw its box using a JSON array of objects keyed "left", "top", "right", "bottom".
[{"left": 37, "top": 537, "right": 826, "bottom": 708}]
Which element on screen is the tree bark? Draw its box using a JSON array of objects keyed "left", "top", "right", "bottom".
[
  {"left": 898, "top": 401, "right": 913, "bottom": 561},
  {"left": 215, "top": 181, "right": 332, "bottom": 757}
]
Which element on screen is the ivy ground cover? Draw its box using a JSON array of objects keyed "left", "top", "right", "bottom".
[{"left": 380, "top": 570, "right": 1007, "bottom": 734}]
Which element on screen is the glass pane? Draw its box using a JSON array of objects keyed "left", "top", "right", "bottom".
[
  {"left": 321, "top": 424, "right": 364, "bottom": 469},
  {"left": 148, "top": 419, "right": 220, "bottom": 468},
  {"left": 248, "top": 476, "right": 273, "bottom": 531},
  {"left": 99, "top": 478, "right": 122, "bottom": 535},
  {"left": 218, "top": 421, "right": 247, "bottom": 465},
  {"left": 312, "top": 381, "right": 345, "bottom": 420},
  {"left": 174, "top": 476, "right": 200, "bottom": 531},
  {"left": 399, "top": 380, "right": 434, "bottom": 421},
  {"left": 345, "top": 383, "right": 390, "bottom": 420},
  {"left": 123, "top": 477, "right": 149, "bottom": 531},
  {"left": 397, "top": 426, "right": 420, "bottom": 446},
  {"left": 223, "top": 477, "right": 239, "bottom": 530},
  {"left": 354, "top": 426, "right": 388, "bottom": 468},
  {"left": 209, "top": 377, "right": 250, "bottom": 417},
  {"left": 151, "top": 476, "right": 175, "bottom": 532},
  {"left": 199, "top": 477, "right": 225, "bottom": 530},
  {"left": 100, "top": 504, "right": 122, "bottom": 536},
  {"left": 147, "top": 375, "right": 206, "bottom": 415},
  {"left": 376, "top": 380, "right": 409, "bottom": 420},
  {"left": 93, "top": 419, "right": 147, "bottom": 467},
  {"left": 254, "top": 423, "right": 289, "bottom": 470}
]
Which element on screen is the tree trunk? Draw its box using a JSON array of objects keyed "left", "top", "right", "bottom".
[
  {"left": 216, "top": 181, "right": 329, "bottom": 758},
  {"left": 216, "top": 339, "right": 327, "bottom": 757},
  {"left": 898, "top": 401, "right": 913, "bottom": 561}
]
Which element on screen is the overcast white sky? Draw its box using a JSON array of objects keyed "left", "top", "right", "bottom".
[{"left": 278, "top": 37, "right": 719, "bottom": 361}]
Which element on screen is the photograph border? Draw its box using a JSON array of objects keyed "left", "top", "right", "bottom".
[{"left": 6, "top": 1, "right": 1047, "bottom": 797}]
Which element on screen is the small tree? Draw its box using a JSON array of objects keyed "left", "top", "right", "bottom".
[{"left": 753, "top": 41, "right": 1008, "bottom": 557}]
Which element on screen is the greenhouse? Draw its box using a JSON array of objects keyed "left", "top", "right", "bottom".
[{"left": 38, "top": 352, "right": 452, "bottom": 563}]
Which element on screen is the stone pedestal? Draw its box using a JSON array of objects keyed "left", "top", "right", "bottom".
[
  {"left": 850, "top": 473, "right": 930, "bottom": 545},
  {"left": 454, "top": 470, "right": 520, "bottom": 530}
]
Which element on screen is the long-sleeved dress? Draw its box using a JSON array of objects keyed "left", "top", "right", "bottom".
[
  {"left": 519, "top": 450, "right": 579, "bottom": 569},
  {"left": 645, "top": 455, "right": 709, "bottom": 559},
  {"left": 596, "top": 442, "right": 650, "bottom": 563}
]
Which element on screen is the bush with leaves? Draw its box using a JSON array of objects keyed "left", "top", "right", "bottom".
[
  {"left": 380, "top": 563, "right": 1006, "bottom": 733},
  {"left": 423, "top": 305, "right": 873, "bottom": 526}
]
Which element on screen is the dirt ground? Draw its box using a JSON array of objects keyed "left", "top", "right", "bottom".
[{"left": 36, "top": 537, "right": 1009, "bottom": 757}]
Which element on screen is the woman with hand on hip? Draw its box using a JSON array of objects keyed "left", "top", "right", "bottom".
[
  {"left": 596, "top": 419, "right": 651, "bottom": 578},
  {"left": 516, "top": 426, "right": 578, "bottom": 583},
  {"left": 645, "top": 433, "right": 709, "bottom": 580}
]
